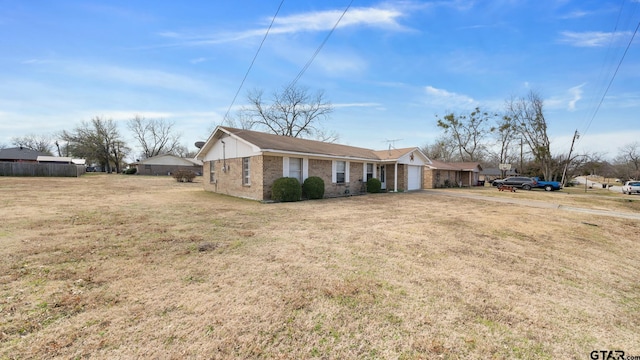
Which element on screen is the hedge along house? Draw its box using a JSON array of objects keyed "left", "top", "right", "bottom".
[{"left": 195, "top": 126, "right": 431, "bottom": 201}]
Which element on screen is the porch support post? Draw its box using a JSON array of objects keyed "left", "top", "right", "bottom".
[{"left": 394, "top": 162, "right": 398, "bottom": 192}]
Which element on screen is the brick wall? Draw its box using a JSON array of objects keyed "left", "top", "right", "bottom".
[
  {"left": 203, "top": 156, "right": 384, "bottom": 199},
  {"left": 261, "top": 155, "right": 283, "bottom": 200},
  {"left": 202, "top": 156, "right": 265, "bottom": 200},
  {"left": 423, "top": 168, "right": 435, "bottom": 189}
]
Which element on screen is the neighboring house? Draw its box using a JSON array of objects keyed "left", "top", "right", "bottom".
[
  {"left": 195, "top": 126, "right": 431, "bottom": 201},
  {"left": 0, "top": 147, "right": 50, "bottom": 163},
  {"left": 132, "top": 154, "right": 203, "bottom": 176},
  {"left": 424, "top": 160, "right": 483, "bottom": 188}
]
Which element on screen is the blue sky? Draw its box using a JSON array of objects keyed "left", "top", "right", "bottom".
[{"left": 1, "top": 0, "right": 639, "bottom": 160}]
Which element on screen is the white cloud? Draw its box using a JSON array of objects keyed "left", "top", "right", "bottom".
[
  {"left": 70, "top": 63, "right": 213, "bottom": 95},
  {"left": 157, "top": 5, "right": 408, "bottom": 46},
  {"left": 558, "top": 31, "right": 632, "bottom": 47},
  {"left": 560, "top": 10, "right": 593, "bottom": 19},
  {"left": 424, "top": 85, "right": 477, "bottom": 108},
  {"left": 270, "top": 7, "right": 406, "bottom": 33},
  {"left": 568, "top": 84, "right": 585, "bottom": 111},
  {"left": 190, "top": 57, "right": 207, "bottom": 64},
  {"left": 333, "top": 102, "right": 381, "bottom": 108}
]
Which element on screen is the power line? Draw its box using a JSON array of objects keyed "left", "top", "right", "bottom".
[
  {"left": 577, "top": 20, "right": 639, "bottom": 148},
  {"left": 222, "top": 0, "right": 286, "bottom": 122},
  {"left": 579, "top": 0, "right": 628, "bottom": 133},
  {"left": 287, "top": 0, "right": 354, "bottom": 90}
]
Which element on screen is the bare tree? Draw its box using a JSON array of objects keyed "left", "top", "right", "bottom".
[
  {"left": 421, "top": 136, "right": 458, "bottom": 162},
  {"left": 11, "top": 134, "right": 53, "bottom": 154},
  {"left": 505, "top": 91, "right": 554, "bottom": 180},
  {"left": 239, "top": 86, "right": 335, "bottom": 140},
  {"left": 172, "top": 144, "right": 198, "bottom": 158},
  {"left": 490, "top": 115, "right": 517, "bottom": 177},
  {"left": 128, "top": 116, "right": 181, "bottom": 159},
  {"left": 61, "top": 117, "right": 129, "bottom": 172},
  {"left": 435, "top": 106, "right": 497, "bottom": 162},
  {"left": 615, "top": 141, "right": 640, "bottom": 180}
]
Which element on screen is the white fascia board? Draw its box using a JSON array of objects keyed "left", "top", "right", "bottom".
[{"left": 261, "top": 149, "right": 379, "bottom": 162}]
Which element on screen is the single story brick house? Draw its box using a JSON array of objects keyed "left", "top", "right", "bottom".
[
  {"left": 195, "top": 126, "right": 431, "bottom": 201},
  {"left": 423, "top": 160, "right": 483, "bottom": 188},
  {"left": 132, "top": 154, "right": 203, "bottom": 176}
]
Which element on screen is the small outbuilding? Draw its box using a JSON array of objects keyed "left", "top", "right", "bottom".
[{"left": 132, "top": 154, "right": 203, "bottom": 176}]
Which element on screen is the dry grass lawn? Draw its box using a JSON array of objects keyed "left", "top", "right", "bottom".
[{"left": 1, "top": 175, "right": 639, "bottom": 359}]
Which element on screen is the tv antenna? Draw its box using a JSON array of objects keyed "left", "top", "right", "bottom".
[{"left": 385, "top": 139, "right": 402, "bottom": 151}]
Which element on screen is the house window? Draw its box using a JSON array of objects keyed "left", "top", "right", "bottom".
[
  {"left": 336, "top": 161, "right": 346, "bottom": 184},
  {"left": 242, "top": 157, "right": 250, "bottom": 185},
  {"left": 366, "top": 163, "right": 373, "bottom": 181},
  {"left": 209, "top": 160, "right": 216, "bottom": 183},
  {"left": 289, "top": 157, "right": 302, "bottom": 183}
]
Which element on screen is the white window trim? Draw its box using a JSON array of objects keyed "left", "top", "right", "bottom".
[
  {"left": 284, "top": 157, "right": 307, "bottom": 182},
  {"left": 302, "top": 158, "right": 308, "bottom": 180},
  {"left": 345, "top": 161, "right": 350, "bottom": 183},
  {"left": 332, "top": 160, "right": 349, "bottom": 184},
  {"left": 282, "top": 157, "right": 290, "bottom": 178},
  {"left": 243, "top": 157, "right": 250, "bottom": 186}
]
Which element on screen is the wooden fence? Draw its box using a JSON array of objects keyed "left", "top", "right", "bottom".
[{"left": 0, "top": 162, "right": 86, "bottom": 177}]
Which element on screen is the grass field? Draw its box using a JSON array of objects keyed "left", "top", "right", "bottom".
[{"left": 1, "top": 175, "right": 639, "bottom": 359}]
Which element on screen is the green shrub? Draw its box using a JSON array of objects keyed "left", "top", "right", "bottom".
[
  {"left": 123, "top": 167, "right": 137, "bottom": 175},
  {"left": 172, "top": 169, "right": 196, "bottom": 182},
  {"left": 272, "top": 177, "right": 301, "bottom": 202},
  {"left": 302, "top": 176, "right": 325, "bottom": 199},
  {"left": 366, "top": 178, "right": 382, "bottom": 193}
]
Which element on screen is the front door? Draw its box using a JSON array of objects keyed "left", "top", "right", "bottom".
[{"left": 378, "top": 165, "right": 386, "bottom": 190}]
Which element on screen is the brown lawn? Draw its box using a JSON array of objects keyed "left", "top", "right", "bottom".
[{"left": 1, "top": 175, "right": 639, "bottom": 359}]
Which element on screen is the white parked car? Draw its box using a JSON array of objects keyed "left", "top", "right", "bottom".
[{"left": 622, "top": 181, "right": 640, "bottom": 195}]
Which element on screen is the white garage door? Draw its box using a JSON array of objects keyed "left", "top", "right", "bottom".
[{"left": 407, "top": 165, "right": 421, "bottom": 190}]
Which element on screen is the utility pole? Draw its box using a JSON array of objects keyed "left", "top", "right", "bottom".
[
  {"left": 519, "top": 138, "right": 523, "bottom": 175},
  {"left": 561, "top": 130, "right": 579, "bottom": 186}
]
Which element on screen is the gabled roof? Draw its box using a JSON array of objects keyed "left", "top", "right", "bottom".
[
  {"left": 219, "top": 127, "right": 380, "bottom": 160},
  {"left": 372, "top": 147, "right": 420, "bottom": 161},
  {"left": 196, "top": 126, "right": 430, "bottom": 162},
  {"left": 427, "top": 160, "right": 482, "bottom": 171},
  {"left": 0, "top": 147, "right": 50, "bottom": 161},
  {"left": 452, "top": 162, "right": 483, "bottom": 171},
  {"left": 197, "top": 126, "right": 429, "bottom": 163}
]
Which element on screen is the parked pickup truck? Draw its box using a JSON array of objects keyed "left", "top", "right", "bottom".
[
  {"left": 622, "top": 181, "right": 640, "bottom": 195},
  {"left": 532, "top": 177, "right": 562, "bottom": 191}
]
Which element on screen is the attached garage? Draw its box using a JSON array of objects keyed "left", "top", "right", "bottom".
[{"left": 407, "top": 165, "right": 422, "bottom": 190}]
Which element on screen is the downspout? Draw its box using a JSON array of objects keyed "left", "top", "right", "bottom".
[{"left": 221, "top": 140, "right": 226, "bottom": 171}]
